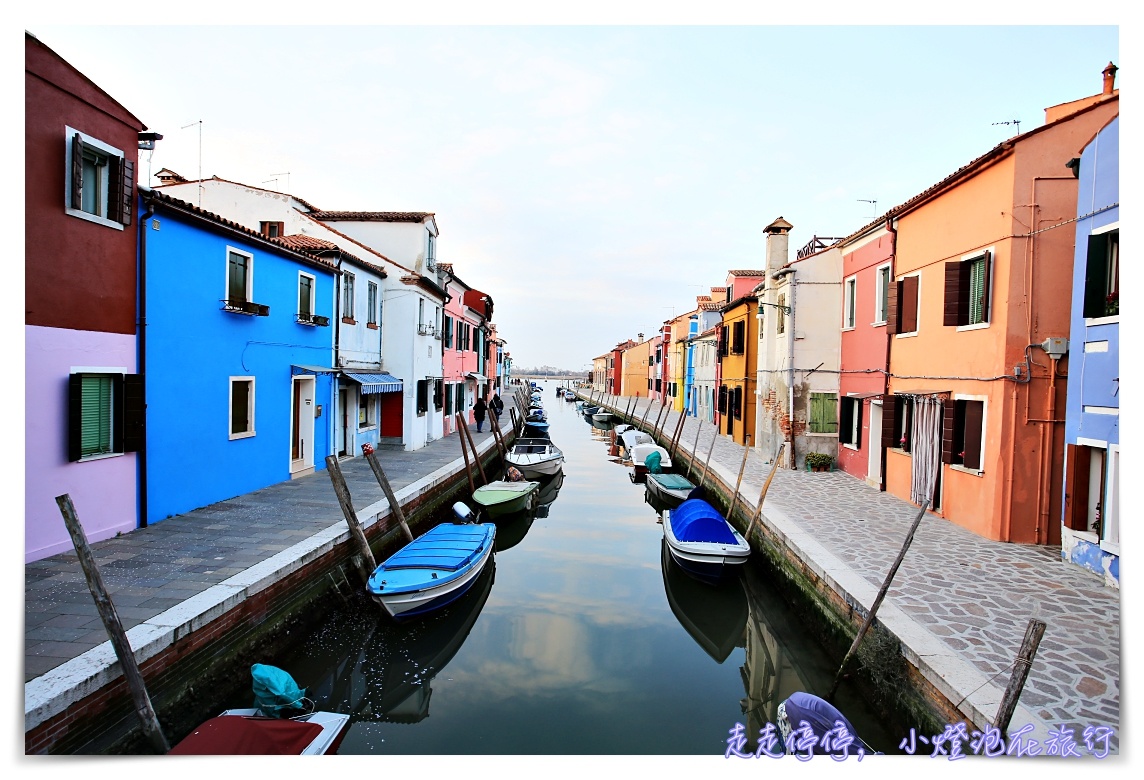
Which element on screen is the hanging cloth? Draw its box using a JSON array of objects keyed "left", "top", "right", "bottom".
[{"left": 910, "top": 396, "right": 943, "bottom": 507}]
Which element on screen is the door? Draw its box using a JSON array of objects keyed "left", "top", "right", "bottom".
[
  {"left": 338, "top": 388, "right": 350, "bottom": 457},
  {"left": 868, "top": 400, "right": 883, "bottom": 487},
  {"left": 291, "top": 376, "right": 315, "bottom": 472}
]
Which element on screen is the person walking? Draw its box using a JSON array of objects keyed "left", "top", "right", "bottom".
[
  {"left": 491, "top": 393, "right": 504, "bottom": 421},
  {"left": 474, "top": 397, "right": 488, "bottom": 433}
]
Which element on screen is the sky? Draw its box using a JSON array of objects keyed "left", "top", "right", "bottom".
[{"left": 21, "top": 13, "right": 1122, "bottom": 373}]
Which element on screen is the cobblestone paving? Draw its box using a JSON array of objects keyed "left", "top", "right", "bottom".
[{"left": 597, "top": 394, "right": 1120, "bottom": 744}]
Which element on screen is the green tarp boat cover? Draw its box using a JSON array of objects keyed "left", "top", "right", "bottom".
[
  {"left": 251, "top": 663, "right": 307, "bottom": 717},
  {"left": 645, "top": 450, "right": 663, "bottom": 473}
]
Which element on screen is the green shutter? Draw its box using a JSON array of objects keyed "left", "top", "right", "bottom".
[
  {"left": 80, "top": 375, "right": 113, "bottom": 456},
  {"left": 810, "top": 393, "right": 838, "bottom": 434},
  {"left": 969, "top": 258, "right": 986, "bottom": 324}
]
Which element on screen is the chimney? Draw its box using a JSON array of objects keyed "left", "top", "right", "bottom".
[
  {"left": 764, "top": 216, "right": 794, "bottom": 275},
  {"left": 1103, "top": 62, "right": 1118, "bottom": 95},
  {"left": 638, "top": 332, "right": 644, "bottom": 341}
]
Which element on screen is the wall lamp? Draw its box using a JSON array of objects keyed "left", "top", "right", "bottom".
[{"left": 757, "top": 301, "right": 792, "bottom": 315}]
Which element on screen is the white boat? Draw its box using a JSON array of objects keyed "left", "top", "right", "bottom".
[
  {"left": 618, "top": 426, "right": 654, "bottom": 456},
  {"left": 505, "top": 438, "right": 565, "bottom": 479},
  {"left": 591, "top": 411, "right": 613, "bottom": 423},
  {"left": 663, "top": 497, "right": 751, "bottom": 586},
  {"left": 630, "top": 442, "right": 672, "bottom": 476}
]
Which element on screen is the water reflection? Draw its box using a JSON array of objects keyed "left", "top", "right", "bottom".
[{"left": 660, "top": 539, "right": 747, "bottom": 663}]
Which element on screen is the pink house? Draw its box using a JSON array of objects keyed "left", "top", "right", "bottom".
[{"left": 440, "top": 264, "right": 490, "bottom": 434}]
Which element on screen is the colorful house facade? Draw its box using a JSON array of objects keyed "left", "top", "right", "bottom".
[
  {"left": 883, "top": 72, "right": 1118, "bottom": 543},
  {"left": 717, "top": 271, "right": 766, "bottom": 446},
  {"left": 1061, "top": 111, "right": 1119, "bottom": 586},
  {"left": 622, "top": 337, "right": 651, "bottom": 399},
  {"left": 25, "top": 33, "right": 151, "bottom": 562}
]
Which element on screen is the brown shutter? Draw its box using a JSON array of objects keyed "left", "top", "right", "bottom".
[
  {"left": 120, "top": 159, "right": 135, "bottom": 226},
  {"left": 886, "top": 279, "right": 900, "bottom": 335},
  {"left": 900, "top": 277, "right": 919, "bottom": 333},
  {"left": 68, "top": 373, "right": 84, "bottom": 462},
  {"left": 962, "top": 401, "right": 984, "bottom": 470},
  {"left": 121, "top": 373, "right": 145, "bottom": 453},
  {"left": 947, "top": 259, "right": 965, "bottom": 322},
  {"left": 1064, "top": 444, "right": 1091, "bottom": 531},
  {"left": 71, "top": 133, "right": 84, "bottom": 210},
  {"left": 941, "top": 397, "right": 956, "bottom": 463},
  {"left": 881, "top": 394, "right": 897, "bottom": 449}
]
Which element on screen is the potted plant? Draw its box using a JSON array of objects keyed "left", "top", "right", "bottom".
[
  {"left": 805, "top": 452, "right": 833, "bottom": 472},
  {"left": 1105, "top": 292, "right": 1118, "bottom": 317}
]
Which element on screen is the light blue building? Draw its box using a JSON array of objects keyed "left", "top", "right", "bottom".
[
  {"left": 1060, "top": 114, "right": 1119, "bottom": 588},
  {"left": 140, "top": 188, "right": 338, "bottom": 523}
]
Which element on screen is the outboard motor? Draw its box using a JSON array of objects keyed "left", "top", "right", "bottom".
[{"left": 452, "top": 501, "right": 476, "bottom": 524}]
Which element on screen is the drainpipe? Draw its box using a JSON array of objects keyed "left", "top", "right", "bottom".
[
  {"left": 1037, "top": 356, "right": 1061, "bottom": 543},
  {"left": 773, "top": 266, "right": 796, "bottom": 468},
  {"left": 882, "top": 218, "right": 897, "bottom": 491},
  {"left": 137, "top": 193, "right": 154, "bottom": 528}
]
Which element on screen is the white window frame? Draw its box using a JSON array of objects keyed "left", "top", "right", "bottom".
[
  {"left": 63, "top": 126, "right": 126, "bottom": 231},
  {"left": 358, "top": 391, "right": 376, "bottom": 430},
  {"left": 70, "top": 366, "right": 127, "bottom": 461},
  {"left": 228, "top": 376, "right": 256, "bottom": 440},
  {"left": 225, "top": 246, "right": 254, "bottom": 305},
  {"left": 343, "top": 272, "right": 356, "bottom": 320},
  {"left": 873, "top": 263, "right": 891, "bottom": 326},
  {"left": 949, "top": 393, "right": 987, "bottom": 476},
  {"left": 842, "top": 275, "right": 857, "bottom": 330},
  {"left": 955, "top": 247, "right": 994, "bottom": 332},
  {"left": 298, "top": 271, "right": 316, "bottom": 318},
  {"left": 841, "top": 395, "right": 861, "bottom": 451},
  {"left": 1084, "top": 221, "right": 1120, "bottom": 326},
  {"left": 367, "top": 281, "right": 378, "bottom": 325},
  {"left": 1102, "top": 443, "right": 1119, "bottom": 551}
]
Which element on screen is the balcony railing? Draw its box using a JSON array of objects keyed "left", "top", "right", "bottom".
[
  {"left": 295, "top": 313, "right": 330, "bottom": 326},
  {"left": 221, "top": 298, "right": 270, "bottom": 316}
]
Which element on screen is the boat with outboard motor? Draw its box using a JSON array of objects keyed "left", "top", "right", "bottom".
[{"left": 505, "top": 438, "right": 565, "bottom": 479}]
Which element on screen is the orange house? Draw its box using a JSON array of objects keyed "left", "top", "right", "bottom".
[
  {"left": 622, "top": 337, "right": 651, "bottom": 399},
  {"left": 883, "top": 70, "right": 1118, "bottom": 544}
]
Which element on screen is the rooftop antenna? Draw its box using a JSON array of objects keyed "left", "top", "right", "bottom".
[
  {"left": 264, "top": 172, "right": 291, "bottom": 192},
  {"left": 857, "top": 199, "right": 877, "bottom": 218},
  {"left": 180, "top": 120, "right": 202, "bottom": 206},
  {"left": 992, "top": 119, "right": 1021, "bottom": 136}
]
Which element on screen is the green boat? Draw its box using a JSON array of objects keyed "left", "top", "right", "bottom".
[{"left": 472, "top": 480, "right": 540, "bottom": 519}]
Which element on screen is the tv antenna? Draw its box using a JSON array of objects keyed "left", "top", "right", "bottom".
[
  {"left": 264, "top": 172, "right": 291, "bottom": 192},
  {"left": 992, "top": 119, "right": 1021, "bottom": 135},
  {"left": 857, "top": 199, "right": 877, "bottom": 217},
  {"left": 181, "top": 120, "right": 203, "bottom": 206}
]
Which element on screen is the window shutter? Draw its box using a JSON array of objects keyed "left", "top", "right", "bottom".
[
  {"left": 976, "top": 251, "right": 991, "bottom": 323},
  {"left": 1063, "top": 444, "right": 1091, "bottom": 531},
  {"left": 941, "top": 397, "right": 956, "bottom": 463},
  {"left": 887, "top": 279, "right": 900, "bottom": 335},
  {"left": 733, "top": 321, "right": 745, "bottom": 354},
  {"left": 855, "top": 399, "right": 864, "bottom": 448},
  {"left": 1084, "top": 234, "right": 1109, "bottom": 318},
  {"left": 839, "top": 397, "right": 854, "bottom": 443},
  {"left": 962, "top": 401, "right": 984, "bottom": 470},
  {"left": 70, "top": 133, "right": 84, "bottom": 210},
  {"left": 943, "top": 262, "right": 963, "bottom": 326},
  {"left": 68, "top": 373, "right": 84, "bottom": 462},
  {"left": 880, "top": 394, "right": 897, "bottom": 449},
  {"left": 900, "top": 277, "right": 919, "bottom": 333},
  {"left": 119, "top": 158, "right": 135, "bottom": 225},
  {"left": 718, "top": 385, "right": 727, "bottom": 413}
]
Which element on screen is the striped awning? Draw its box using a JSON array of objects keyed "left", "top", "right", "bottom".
[{"left": 343, "top": 372, "right": 403, "bottom": 394}]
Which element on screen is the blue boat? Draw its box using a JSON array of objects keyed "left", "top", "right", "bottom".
[
  {"left": 367, "top": 505, "right": 496, "bottom": 620},
  {"left": 662, "top": 498, "right": 751, "bottom": 585}
]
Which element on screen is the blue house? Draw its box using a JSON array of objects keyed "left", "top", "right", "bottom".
[
  {"left": 140, "top": 188, "right": 339, "bottom": 524},
  {"left": 1061, "top": 114, "right": 1119, "bottom": 588}
]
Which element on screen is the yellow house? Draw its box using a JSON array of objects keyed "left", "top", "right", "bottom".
[{"left": 718, "top": 294, "right": 759, "bottom": 446}]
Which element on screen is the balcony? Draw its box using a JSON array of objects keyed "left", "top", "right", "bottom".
[
  {"left": 417, "top": 323, "right": 439, "bottom": 338},
  {"left": 221, "top": 299, "right": 270, "bottom": 316},
  {"left": 295, "top": 313, "right": 330, "bottom": 327}
]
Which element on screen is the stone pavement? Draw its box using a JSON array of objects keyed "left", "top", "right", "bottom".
[
  {"left": 593, "top": 394, "right": 1120, "bottom": 749},
  {"left": 24, "top": 416, "right": 508, "bottom": 685}
]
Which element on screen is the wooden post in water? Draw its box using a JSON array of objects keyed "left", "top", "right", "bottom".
[
  {"left": 725, "top": 435, "right": 752, "bottom": 521},
  {"left": 746, "top": 443, "right": 785, "bottom": 538},
  {"left": 698, "top": 429, "right": 718, "bottom": 489},
  {"left": 639, "top": 399, "right": 653, "bottom": 430},
  {"left": 490, "top": 413, "right": 510, "bottom": 461},
  {"left": 826, "top": 499, "right": 930, "bottom": 702},
  {"left": 55, "top": 494, "right": 170, "bottom": 755},
  {"left": 362, "top": 450, "right": 414, "bottom": 543},
  {"left": 995, "top": 618, "right": 1048, "bottom": 737},
  {"left": 669, "top": 409, "right": 688, "bottom": 457},
  {"left": 324, "top": 456, "right": 380, "bottom": 583},
  {"left": 651, "top": 403, "right": 667, "bottom": 440},
  {"left": 462, "top": 421, "right": 488, "bottom": 485},
  {"left": 624, "top": 396, "right": 635, "bottom": 422},
  {"left": 686, "top": 420, "right": 704, "bottom": 481},
  {"left": 455, "top": 413, "right": 477, "bottom": 493}
]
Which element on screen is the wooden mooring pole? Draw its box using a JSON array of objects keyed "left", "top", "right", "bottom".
[
  {"left": 725, "top": 435, "right": 752, "bottom": 521},
  {"left": 55, "top": 494, "right": 171, "bottom": 755},
  {"left": 324, "top": 456, "right": 379, "bottom": 584},
  {"left": 638, "top": 399, "right": 653, "bottom": 430},
  {"left": 362, "top": 450, "right": 414, "bottom": 543},
  {"left": 686, "top": 420, "right": 703, "bottom": 481},
  {"left": 698, "top": 428, "right": 718, "bottom": 489},
  {"left": 746, "top": 443, "right": 785, "bottom": 538},
  {"left": 455, "top": 413, "right": 477, "bottom": 493},
  {"left": 462, "top": 420, "right": 488, "bottom": 485},
  {"left": 995, "top": 618, "right": 1048, "bottom": 738},
  {"left": 826, "top": 499, "right": 930, "bottom": 702}
]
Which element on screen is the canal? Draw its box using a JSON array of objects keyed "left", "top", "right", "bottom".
[{"left": 214, "top": 381, "right": 902, "bottom": 755}]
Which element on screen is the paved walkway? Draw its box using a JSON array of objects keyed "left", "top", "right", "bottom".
[
  {"left": 25, "top": 388, "right": 1119, "bottom": 752},
  {"left": 591, "top": 394, "right": 1119, "bottom": 750}
]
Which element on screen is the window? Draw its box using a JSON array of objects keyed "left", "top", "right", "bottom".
[
  {"left": 229, "top": 377, "right": 255, "bottom": 439},
  {"left": 418, "top": 298, "right": 425, "bottom": 327},
  {"left": 342, "top": 272, "right": 356, "bottom": 321},
  {"left": 717, "top": 385, "right": 728, "bottom": 414},
  {"left": 809, "top": 393, "right": 838, "bottom": 434},
  {"left": 455, "top": 384, "right": 465, "bottom": 415},
  {"left": 944, "top": 251, "right": 992, "bottom": 328},
  {"left": 434, "top": 379, "right": 444, "bottom": 411},
  {"left": 730, "top": 386, "right": 743, "bottom": 420},
  {"left": 890, "top": 395, "right": 913, "bottom": 452},
  {"left": 227, "top": 248, "right": 253, "bottom": 305},
  {"left": 65, "top": 127, "right": 132, "bottom": 229},
  {"left": 427, "top": 232, "right": 436, "bottom": 269},
  {"left": 892, "top": 275, "right": 919, "bottom": 335},
  {"left": 945, "top": 399, "right": 985, "bottom": 471},
  {"left": 732, "top": 320, "right": 745, "bottom": 354},
  {"left": 444, "top": 382, "right": 454, "bottom": 415},
  {"left": 444, "top": 314, "right": 453, "bottom": 348},
  {"left": 875, "top": 264, "right": 891, "bottom": 324},
  {"left": 1083, "top": 228, "right": 1119, "bottom": 318},
  {"left": 655, "top": 378, "right": 662, "bottom": 393},
  {"left": 358, "top": 392, "right": 375, "bottom": 428},
  {"left": 298, "top": 273, "right": 314, "bottom": 318},
  {"left": 839, "top": 396, "right": 863, "bottom": 447},
  {"left": 416, "top": 380, "right": 429, "bottom": 416},
  {"left": 260, "top": 221, "right": 284, "bottom": 238},
  {"left": 843, "top": 277, "right": 857, "bottom": 329},
  {"left": 67, "top": 371, "right": 143, "bottom": 461},
  {"left": 367, "top": 281, "right": 378, "bottom": 326},
  {"left": 777, "top": 295, "right": 786, "bottom": 334}
]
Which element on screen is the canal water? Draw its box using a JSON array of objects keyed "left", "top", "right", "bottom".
[{"left": 218, "top": 381, "right": 902, "bottom": 755}]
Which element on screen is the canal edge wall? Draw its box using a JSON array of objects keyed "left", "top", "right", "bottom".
[
  {"left": 24, "top": 434, "right": 504, "bottom": 754},
  {"left": 585, "top": 393, "right": 1054, "bottom": 744}
]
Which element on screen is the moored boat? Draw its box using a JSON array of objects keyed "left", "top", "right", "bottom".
[
  {"left": 505, "top": 438, "right": 565, "bottom": 479},
  {"left": 591, "top": 410, "right": 612, "bottom": 423},
  {"left": 170, "top": 710, "right": 351, "bottom": 755},
  {"left": 645, "top": 471, "right": 697, "bottom": 509},
  {"left": 472, "top": 479, "right": 541, "bottom": 518},
  {"left": 630, "top": 442, "right": 672, "bottom": 476},
  {"left": 366, "top": 505, "right": 496, "bottom": 620},
  {"left": 663, "top": 497, "right": 751, "bottom": 585}
]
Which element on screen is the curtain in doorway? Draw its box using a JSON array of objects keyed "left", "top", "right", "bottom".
[{"left": 910, "top": 395, "right": 942, "bottom": 506}]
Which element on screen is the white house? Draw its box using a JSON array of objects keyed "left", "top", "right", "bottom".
[{"left": 754, "top": 217, "right": 844, "bottom": 469}]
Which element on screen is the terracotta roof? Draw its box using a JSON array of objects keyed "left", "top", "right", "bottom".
[
  {"left": 312, "top": 211, "right": 434, "bottom": 222},
  {"left": 699, "top": 302, "right": 722, "bottom": 311},
  {"left": 727, "top": 270, "right": 765, "bottom": 276},
  {"left": 696, "top": 295, "right": 711, "bottom": 302},
  {"left": 273, "top": 234, "right": 339, "bottom": 251},
  {"left": 436, "top": 262, "right": 453, "bottom": 274},
  {"left": 139, "top": 189, "right": 336, "bottom": 272}
]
